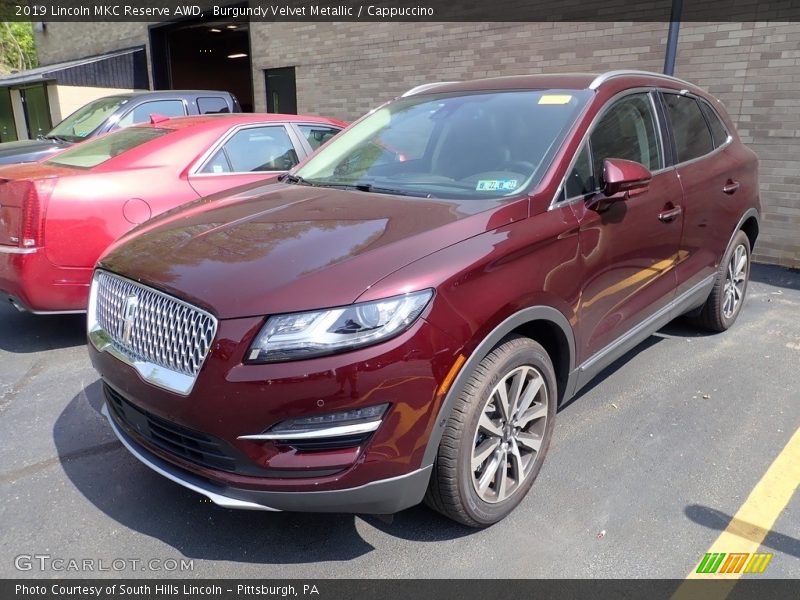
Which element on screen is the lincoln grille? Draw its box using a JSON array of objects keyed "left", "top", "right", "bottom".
[{"left": 92, "top": 270, "right": 217, "bottom": 378}]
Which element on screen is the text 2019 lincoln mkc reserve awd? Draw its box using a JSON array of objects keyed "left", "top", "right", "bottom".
[{"left": 87, "top": 71, "right": 760, "bottom": 527}]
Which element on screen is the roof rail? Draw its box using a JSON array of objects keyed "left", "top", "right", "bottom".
[
  {"left": 401, "top": 81, "right": 459, "bottom": 97},
  {"left": 588, "top": 70, "right": 694, "bottom": 90}
]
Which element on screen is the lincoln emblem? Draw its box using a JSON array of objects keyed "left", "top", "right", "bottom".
[{"left": 121, "top": 295, "right": 139, "bottom": 344}]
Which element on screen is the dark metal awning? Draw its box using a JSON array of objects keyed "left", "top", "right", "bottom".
[{"left": 0, "top": 47, "right": 148, "bottom": 90}]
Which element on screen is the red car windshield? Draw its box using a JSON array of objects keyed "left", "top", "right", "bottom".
[
  {"left": 294, "top": 89, "right": 592, "bottom": 199},
  {"left": 46, "top": 128, "right": 172, "bottom": 169}
]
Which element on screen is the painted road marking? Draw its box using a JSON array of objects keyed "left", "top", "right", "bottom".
[{"left": 673, "top": 426, "right": 800, "bottom": 598}]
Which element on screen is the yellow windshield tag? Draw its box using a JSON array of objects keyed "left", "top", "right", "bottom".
[{"left": 538, "top": 95, "right": 573, "bottom": 105}]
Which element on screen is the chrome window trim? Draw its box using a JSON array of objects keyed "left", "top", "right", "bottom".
[
  {"left": 589, "top": 69, "right": 694, "bottom": 90},
  {"left": 549, "top": 87, "right": 668, "bottom": 210},
  {"left": 87, "top": 270, "right": 218, "bottom": 396},
  {"left": 189, "top": 122, "right": 299, "bottom": 177},
  {"left": 660, "top": 90, "right": 733, "bottom": 167}
]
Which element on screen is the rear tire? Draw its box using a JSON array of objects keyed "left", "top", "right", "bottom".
[
  {"left": 689, "top": 230, "right": 751, "bottom": 332},
  {"left": 424, "top": 335, "right": 557, "bottom": 527}
]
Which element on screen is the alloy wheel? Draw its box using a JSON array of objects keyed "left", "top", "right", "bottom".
[
  {"left": 722, "top": 244, "right": 748, "bottom": 319},
  {"left": 470, "top": 365, "right": 548, "bottom": 503}
]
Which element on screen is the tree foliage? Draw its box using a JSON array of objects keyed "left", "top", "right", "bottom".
[{"left": 1, "top": 21, "right": 38, "bottom": 75}]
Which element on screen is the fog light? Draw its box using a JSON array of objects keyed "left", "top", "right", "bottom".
[
  {"left": 273, "top": 404, "right": 388, "bottom": 433},
  {"left": 237, "top": 404, "right": 389, "bottom": 441}
]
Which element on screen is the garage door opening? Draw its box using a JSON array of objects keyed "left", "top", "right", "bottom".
[{"left": 150, "top": 15, "right": 254, "bottom": 111}]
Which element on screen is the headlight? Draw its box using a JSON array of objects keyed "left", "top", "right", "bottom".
[{"left": 246, "top": 289, "right": 433, "bottom": 363}]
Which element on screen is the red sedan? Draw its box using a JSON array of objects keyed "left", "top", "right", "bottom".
[{"left": 0, "top": 113, "right": 345, "bottom": 313}]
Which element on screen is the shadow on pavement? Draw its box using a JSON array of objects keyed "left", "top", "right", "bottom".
[
  {"left": 559, "top": 334, "right": 664, "bottom": 411},
  {"left": 749, "top": 263, "right": 800, "bottom": 291},
  {"left": 0, "top": 302, "right": 86, "bottom": 354},
  {"left": 53, "top": 380, "right": 476, "bottom": 566},
  {"left": 684, "top": 504, "right": 800, "bottom": 559}
]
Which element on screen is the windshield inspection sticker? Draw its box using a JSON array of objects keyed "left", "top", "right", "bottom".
[
  {"left": 538, "top": 94, "right": 573, "bottom": 105},
  {"left": 476, "top": 179, "right": 519, "bottom": 192}
]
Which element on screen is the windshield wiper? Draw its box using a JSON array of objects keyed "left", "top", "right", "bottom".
[
  {"left": 346, "top": 182, "right": 433, "bottom": 198},
  {"left": 278, "top": 173, "right": 314, "bottom": 186},
  {"left": 43, "top": 134, "right": 72, "bottom": 143}
]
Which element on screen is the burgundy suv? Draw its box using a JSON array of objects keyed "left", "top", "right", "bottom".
[{"left": 87, "top": 71, "right": 759, "bottom": 527}]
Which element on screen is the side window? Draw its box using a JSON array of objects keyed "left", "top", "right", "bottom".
[
  {"left": 663, "top": 94, "right": 714, "bottom": 162},
  {"left": 198, "top": 97, "right": 230, "bottom": 114},
  {"left": 201, "top": 126, "right": 298, "bottom": 174},
  {"left": 564, "top": 142, "right": 596, "bottom": 199},
  {"left": 698, "top": 100, "right": 730, "bottom": 148},
  {"left": 116, "top": 100, "right": 186, "bottom": 128},
  {"left": 590, "top": 93, "right": 663, "bottom": 177},
  {"left": 297, "top": 124, "right": 342, "bottom": 150}
]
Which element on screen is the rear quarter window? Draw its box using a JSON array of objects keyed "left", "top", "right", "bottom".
[
  {"left": 198, "top": 97, "right": 231, "bottom": 114},
  {"left": 698, "top": 100, "right": 731, "bottom": 148}
]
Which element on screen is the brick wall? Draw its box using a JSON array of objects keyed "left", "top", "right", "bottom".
[
  {"left": 675, "top": 22, "right": 800, "bottom": 267},
  {"left": 33, "top": 21, "right": 800, "bottom": 267},
  {"left": 249, "top": 22, "right": 669, "bottom": 118},
  {"left": 35, "top": 23, "right": 149, "bottom": 65}
]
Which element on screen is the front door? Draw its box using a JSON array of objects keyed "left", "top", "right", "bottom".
[
  {"left": 569, "top": 91, "right": 683, "bottom": 361},
  {"left": 188, "top": 124, "right": 302, "bottom": 197}
]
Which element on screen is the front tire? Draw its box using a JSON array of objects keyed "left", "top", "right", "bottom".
[
  {"left": 691, "top": 230, "right": 751, "bottom": 332},
  {"left": 425, "top": 335, "right": 557, "bottom": 527}
]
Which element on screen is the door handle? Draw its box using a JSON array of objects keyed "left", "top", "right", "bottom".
[
  {"left": 658, "top": 205, "right": 683, "bottom": 223},
  {"left": 723, "top": 180, "right": 740, "bottom": 195}
]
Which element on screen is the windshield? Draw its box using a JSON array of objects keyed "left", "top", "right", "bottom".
[
  {"left": 46, "top": 96, "right": 128, "bottom": 142},
  {"left": 294, "top": 89, "right": 591, "bottom": 199},
  {"left": 46, "top": 127, "right": 171, "bottom": 169}
]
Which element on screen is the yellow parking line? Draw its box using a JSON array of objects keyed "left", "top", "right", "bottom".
[{"left": 673, "top": 426, "right": 800, "bottom": 598}]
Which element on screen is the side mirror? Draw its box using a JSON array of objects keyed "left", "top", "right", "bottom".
[{"left": 603, "top": 158, "right": 652, "bottom": 198}]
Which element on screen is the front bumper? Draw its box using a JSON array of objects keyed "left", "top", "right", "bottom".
[
  {"left": 102, "top": 401, "right": 432, "bottom": 513},
  {"left": 89, "top": 310, "right": 460, "bottom": 509}
]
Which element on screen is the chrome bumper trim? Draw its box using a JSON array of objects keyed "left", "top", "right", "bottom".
[
  {"left": 238, "top": 420, "right": 381, "bottom": 441},
  {"left": 0, "top": 246, "right": 37, "bottom": 254}
]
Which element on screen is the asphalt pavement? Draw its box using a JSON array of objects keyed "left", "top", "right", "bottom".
[{"left": 1, "top": 263, "right": 798, "bottom": 579}]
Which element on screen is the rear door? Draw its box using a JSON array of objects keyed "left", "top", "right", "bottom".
[
  {"left": 567, "top": 91, "right": 684, "bottom": 360},
  {"left": 187, "top": 123, "right": 306, "bottom": 197},
  {"left": 660, "top": 92, "right": 745, "bottom": 296}
]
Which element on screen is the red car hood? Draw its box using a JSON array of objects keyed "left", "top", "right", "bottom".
[{"left": 98, "top": 182, "right": 525, "bottom": 319}]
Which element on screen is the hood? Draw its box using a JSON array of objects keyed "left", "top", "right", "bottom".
[
  {"left": 0, "top": 139, "right": 70, "bottom": 165},
  {"left": 99, "top": 182, "right": 525, "bottom": 319}
]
